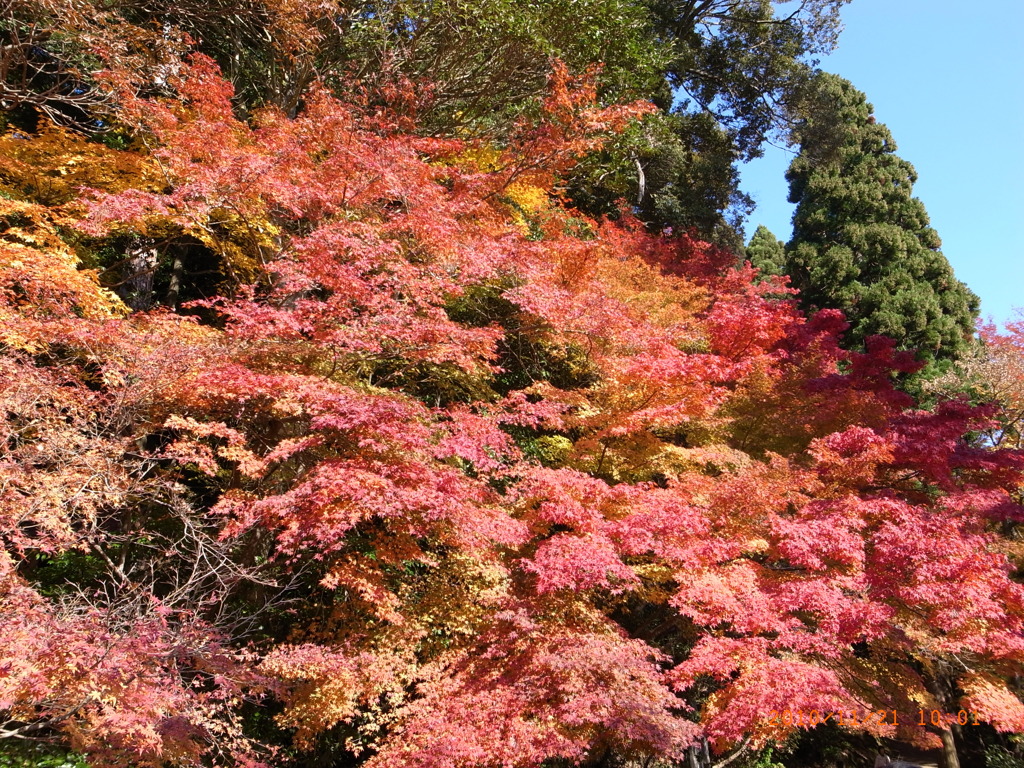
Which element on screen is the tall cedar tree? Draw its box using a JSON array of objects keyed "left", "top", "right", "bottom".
[{"left": 784, "top": 72, "right": 978, "bottom": 364}]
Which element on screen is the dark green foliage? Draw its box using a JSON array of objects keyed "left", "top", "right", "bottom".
[
  {"left": 652, "top": 0, "right": 851, "bottom": 161},
  {"left": 784, "top": 73, "right": 979, "bottom": 364},
  {"left": 564, "top": 1, "right": 850, "bottom": 248},
  {"left": 565, "top": 111, "right": 751, "bottom": 249},
  {"left": 745, "top": 224, "right": 786, "bottom": 278},
  {"left": 0, "top": 741, "right": 87, "bottom": 768},
  {"left": 985, "top": 741, "right": 1024, "bottom": 768}
]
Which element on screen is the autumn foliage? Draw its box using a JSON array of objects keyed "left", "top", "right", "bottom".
[{"left": 2, "top": 55, "right": 1023, "bottom": 768}]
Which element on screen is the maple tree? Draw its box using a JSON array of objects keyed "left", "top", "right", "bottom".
[
  {"left": 927, "top": 318, "right": 1024, "bottom": 451},
  {"left": 1, "top": 53, "right": 1023, "bottom": 768}
]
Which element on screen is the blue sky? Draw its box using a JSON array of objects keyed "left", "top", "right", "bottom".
[{"left": 739, "top": 0, "right": 1024, "bottom": 327}]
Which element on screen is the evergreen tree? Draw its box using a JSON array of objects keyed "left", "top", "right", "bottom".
[
  {"left": 784, "top": 73, "right": 979, "bottom": 364},
  {"left": 746, "top": 224, "right": 786, "bottom": 278}
]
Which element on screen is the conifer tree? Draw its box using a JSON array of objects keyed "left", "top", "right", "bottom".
[
  {"left": 746, "top": 223, "right": 786, "bottom": 278},
  {"left": 784, "top": 73, "right": 978, "bottom": 364}
]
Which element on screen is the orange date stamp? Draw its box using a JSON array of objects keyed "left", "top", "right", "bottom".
[{"left": 767, "top": 709, "right": 982, "bottom": 728}]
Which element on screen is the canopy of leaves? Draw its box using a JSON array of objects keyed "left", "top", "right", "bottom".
[
  {"left": 0, "top": 46, "right": 1019, "bottom": 768},
  {"left": 1, "top": 0, "right": 854, "bottom": 249}
]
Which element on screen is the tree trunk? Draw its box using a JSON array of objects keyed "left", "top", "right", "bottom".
[
  {"left": 921, "top": 660, "right": 961, "bottom": 768},
  {"left": 687, "top": 738, "right": 713, "bottom": 768},
  {"left": 937, "top": 727, "right": 960, "bottom": 768},
  {"left": 121, "top": 246, "right": 157, "bottom": 310},
  {"left": 165, "top": 253, "right": 184, "bottom": 307}
]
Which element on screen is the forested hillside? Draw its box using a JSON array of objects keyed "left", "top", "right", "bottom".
[{"left": 1, "top": 2, "right": 1022, "bottom": 768}]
